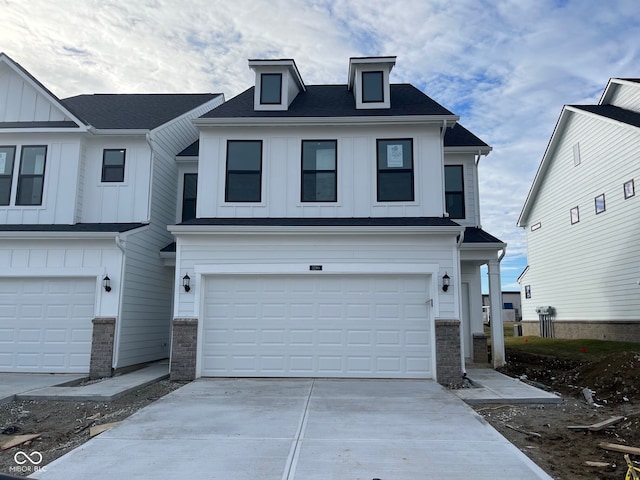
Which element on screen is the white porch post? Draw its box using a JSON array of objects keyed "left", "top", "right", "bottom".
[{"left": 488, "top": 260, "right": 505, "bottom": 367}]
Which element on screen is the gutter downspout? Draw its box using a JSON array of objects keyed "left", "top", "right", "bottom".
[
  {"left": 475, "top": 150, "right": 483, "bottom": 228},
  {"left": 144, "top": 132, "right": 154, "bottom": 223},
  {"left": 112, "top": 234, "right": 127, "bottom": 370},
  {"left": 440, "top": 120, "right": 449, "bottom": 217}
]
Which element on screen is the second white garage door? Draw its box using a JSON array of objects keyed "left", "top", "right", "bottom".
[
  {"left": 0, "top": 278, "right": 95, "bottom": 373},
  {"left": 202, "top": 274, "right": 432, "bottom": 378}
]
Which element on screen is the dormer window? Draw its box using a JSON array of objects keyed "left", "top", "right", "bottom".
[
  {"left": 362, "top": 71, "right": 384, "bottom": 103},
  {"left": 348, "top": 56, "right": 396, "bottom": 110},
  {"left": 260, "top": 73, "right": 282, "bottom": 105}
]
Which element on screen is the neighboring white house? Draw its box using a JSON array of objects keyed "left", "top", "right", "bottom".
[
  {"left": 482, "top": 291, "right": 521, "bottom": 323},
  {"left": 167, "top": 57, "right": 506, "bottom": 385},
  {"left": 518, "top": 78, "right": 640, "bottom": 342},
  {"left": 0, "top": 53, "right": 224, "bottom": 376}
]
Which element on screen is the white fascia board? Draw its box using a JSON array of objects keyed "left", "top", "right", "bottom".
[
  {"left": 444, "top": 146, "right": 492, "bottom": 155},
  {"left": 90, "top": 129, "right": 150, "bottom": 135},
  {"left": 169, "top": 224, "right": 464, "bottom": 236},
  {"left": 0, "top": 225, "right": 148, "bottom": 241},
  {"left": 0, "top": 127, "right": 89, "bottom": 134},
  {"left": 460, "top": 241, "right": 507, "bottom": 251},
  {"left": 175, "top": 156, "right": 198, "bottom": 164},
  {"left": 194, "top": 114, "right": 459, "bottom": 128}
]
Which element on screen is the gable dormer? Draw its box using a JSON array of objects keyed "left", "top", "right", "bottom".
[
  {"left": 348, "top": 56, "right": 396, "bottom": 110},
  {"left": 249, "top": 59, "right": 305, "bottom": 111}
]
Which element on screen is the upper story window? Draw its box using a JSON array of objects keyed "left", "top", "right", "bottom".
[
  {"left": 260, "top": 73, "right": 282, "bottom": 105},
  {"left": 0, "top": 146, "right": 16, "bottom": 206},
  {"left": 362, "top": 71, "right": 384, "bottom": 103},
  {"left": 444, "top": 165, "right": 465, "bottom": 219},
  {"left": 102, "top": 149, "right": 126, "bottom": 182},
  {"left": 16, "top": 145, "right": 46, "bottom": 206},
  {"left": 376, "top": 139, "right": 414, "bottom": 202},
  {"left": 225, "top": 140, "right": 262, "bottom": 202},
  {"left": 301, "top": 140, "right": 337, "bottom": 202},
  {"left": 182, "top": 173, "right": 197, "bottom": 222}
]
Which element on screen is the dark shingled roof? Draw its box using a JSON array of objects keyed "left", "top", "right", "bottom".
[
  {"left": 201, "top": 84, "right": 454, "bottom": 119},
  {"left": 178, "top": 140, "right": 199, "bottom": 157},
  {"left": 62, "top": 94, "right": 221, "bottom": 130},
  {"left": 161, "top": 242, "right": 177, "bottom": 252},
  {"left": 444, "top": 123, "right": 489, "bottom": 148},
  {"left": 0, "top": 223, "right": 146, "bottom": 232},
  {"left": 463, "top": 227, "right": 504, "bottom": 244},
  {"left": 177, "top": 217, "right": 460, "bottom": 227},
  {"left": 620, "top": 78, "right": 640, "bottom": 83},
  {"left": 571, "top": 104, "right": 640, "bottom": 128}
]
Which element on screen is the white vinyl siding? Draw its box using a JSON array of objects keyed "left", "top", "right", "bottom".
[
  {"left": 521, "top": 112, "right": 640, "bottom": 322},
  {"left": 197, "top": 124, "right": 444, "bottom": 219},
  {"left": 608, "top": 83, "right": 640, "bottom": 112},
  {"left": 201, "top": 274, "right": 432, "bottom": 378},
  {"left": 0, "top": 277, "right": 95, "bottom": 373}
]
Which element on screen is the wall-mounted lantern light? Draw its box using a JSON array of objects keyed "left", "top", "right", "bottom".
[
  {"left": 103, "top": 275, "right": 112, "bottom": 292},
  {"left": 442, "top": 272, "right": 450, "bottom": 292},
  {"left": 182, "top": 273, "right": 191, "bottom": 293}
]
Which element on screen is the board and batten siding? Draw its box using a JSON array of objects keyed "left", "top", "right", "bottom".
[
  {"left": 444, "top": 154, "right": 480, "bottom": 227},
  {"left": 0, "top": 62, "right": 71, "bottom": 123},
  {"left": 0, "top": 238, "right": 123, "bottom": 317},
  {"left": 521, "top": 112, "right": 640, "bottom": 322},
  {"left": 115, "top": 97, "right": 223, "bottom": 368},
  {"left": 174, "top": 232, "right": 458, "bottom": 319},
  {"left": 0, "top": 133, "right": 82, "bottom": 225},
  {"left": 80, "top": 137, "right": 151, "bottom": 223},
  {"left": 197, "top": 124, "right": 444, "bottom": 219}
]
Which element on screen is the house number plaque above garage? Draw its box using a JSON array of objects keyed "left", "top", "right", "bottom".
[{"left": 309, "top": 265, "right": 323, "bottom": 271}]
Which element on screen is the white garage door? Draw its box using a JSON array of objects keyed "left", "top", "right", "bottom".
[
  {"left": 202, "top": 274, "right": 432, "bottom": 378},
  {"left": 0, "top": 278, "right": 95, "bottom": 373}
]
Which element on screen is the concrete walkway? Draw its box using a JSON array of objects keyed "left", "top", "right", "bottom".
[
  {"left": 455, "top": 367, "right": 562, "bottom": 405},
  {"left": 0, "top": 374, "right": 85, "bottom": 404},
  {"left": 32, "top": 379, "right": 553, "bottom": 480}
]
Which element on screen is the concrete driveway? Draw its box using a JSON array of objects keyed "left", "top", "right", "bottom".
[{"left": 33, "top": 379, "right": 552, "bottom": 480}]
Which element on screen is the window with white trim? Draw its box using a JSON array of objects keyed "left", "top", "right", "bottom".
[{"left": 16, "top": 145, "right": 46, "bottom": 206}]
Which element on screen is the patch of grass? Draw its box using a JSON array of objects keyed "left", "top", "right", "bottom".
[
  {"left": 504, "top": 336, "right": 640, "bottom": 361},
  {"left": 484, "top": 321, "right": 518, "bottom": 338}
]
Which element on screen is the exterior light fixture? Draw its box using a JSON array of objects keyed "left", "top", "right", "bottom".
[
  {"left": 103, "top": 275, "right": 112, "bottom": 292},
  {"left": 182, "top": 273, "right": 191, "bottom": 292},
  {"left": 442, "top": 272, "right": 450, "bottom": 292}
]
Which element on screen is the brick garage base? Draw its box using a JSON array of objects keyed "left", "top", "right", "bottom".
[
  {"left": 435, "top": 319, "right": 463, "bottom": 388},
  {"left": 170, "top": 318, "right": 198, "bottom": 381},
  {"left": 472, "top": 333, "right": 489, "bottom": 364},
  {"left": 89, "top": 317, "right": 115, "bottom": 379},
  {"left": 521, "top": 320, "right": 640, "bottom": 343}
]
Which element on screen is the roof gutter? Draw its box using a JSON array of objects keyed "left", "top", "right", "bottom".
[
  {"left": 169, "top": 224, "right": 465, "bottom": 236},
  {"left": 194, "top": 114, "right": 459, "bottom": 128}
]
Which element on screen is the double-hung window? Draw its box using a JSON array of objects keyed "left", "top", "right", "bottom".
[
  {"left": 301, "top": 140, "right": 337, "bottom": 202},
  {"left": 102, "top": 149, "right": 126, "bottom": 182},
  {"left": 182, "top": 173, "right": 197, "bottom": 221},
  {"left": 225, "top": 140, "right": 262, "bottom": 202},
  {"left": 362, "top": 71, "right": 384, "bottom": 103},
  {"left": 376, "top": 139, "right": 414, "bottom": 202},
  {"left": 260, "top": 73, "right": 282, "bottom": 105},
  {"left": 16, "top": 145, "right": 46, "bottom": 206},
  {"left": 0, "top": 146, "right": 16, "bottom": 205},
  {"left": 444, "top": 165, "right": 465, "bottom": 219}
]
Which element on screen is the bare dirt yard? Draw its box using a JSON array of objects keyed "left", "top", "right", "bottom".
[
  {"left": 0, "top": 379, "right": 183, "bottom": 476},
  {"left": 477, "top": 349, "right": 640, "bottom": 480},
  {"left": 2, "top": 351, "right": 640, "bottom": 479}
]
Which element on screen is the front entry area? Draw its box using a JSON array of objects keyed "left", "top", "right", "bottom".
[{"left": 201, "top": 274, "right": 433, "bottom": 378}]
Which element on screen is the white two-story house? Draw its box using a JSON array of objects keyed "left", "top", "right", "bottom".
[
  {"left": 168, "top": 57, "right": 506, "bottom": 385},
  {"left": 0, "top": 53, "right": 223, "bottom": 376},
  {"left": 518, "top": 78, "right": 640, "bottom": 341}
]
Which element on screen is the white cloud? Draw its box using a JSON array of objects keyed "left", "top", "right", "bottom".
[{"left": 1, "top": 0, "right": 638, "bottom": 289}]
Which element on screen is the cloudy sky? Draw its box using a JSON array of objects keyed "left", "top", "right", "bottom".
[{"left": 2, "top": 0, "right": 638, "bottom": 290}]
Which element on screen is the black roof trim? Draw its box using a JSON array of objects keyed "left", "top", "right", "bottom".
[
  {"left": 0, "top": 121, "right": 81, "bottom": 129},
  {"left": 201, "top": 84, "right": 454, "bottom": 119},
  {"left": 463, "top": 227, "right": 504, "bottom": 244},
  {"left": 177, "top": 140, "right": 199, "bottom": 157},
  {"left": 0, "top": 223, "right": 146, "bottom": 233},
  {"left": 444, "top": 123, "right": 489, "bottom": 148},
  {"left": 178, "top": 217, "right": 459, "bottom": 227},
  {"left": 161, "top": 242, "right": 177, "bottom": 252},
  {"left": 571, "top": 104, "right": 640, "bottom": 128}
]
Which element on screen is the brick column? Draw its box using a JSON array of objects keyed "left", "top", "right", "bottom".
[
  {"left": 435, "top": 319, "right": 463, "bottom": 388},
  {"left": 472, "top": 333, "right": 489, "bottom": 364},
  {"left": 170, "top": 317, "right": 198, "bottom": 381},
  {"left": 89, "top": 317, "right": 115, "bottom": 379}
]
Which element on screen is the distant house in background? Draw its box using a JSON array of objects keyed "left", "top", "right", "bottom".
[
  {"left": 482, "top": 291, "right": 521, "bottom": 323},
  {"left": 0, "top": 53, "right": 223, "bottom": 376},
  {"left": 517, "top": 78, "right": 640, "bottom": 342}
]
